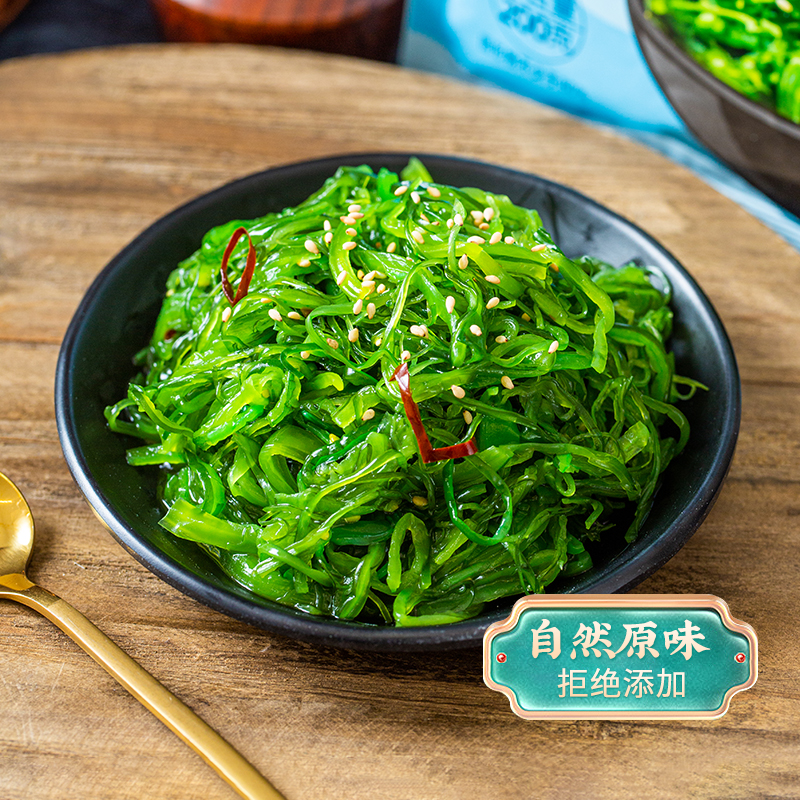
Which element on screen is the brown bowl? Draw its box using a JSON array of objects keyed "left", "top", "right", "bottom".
[
  {"left": 0, "top": 0, "right": 30, "bottom": 31},
  {"left": 150, "top": 0, "right": 405, "bottom": 62}
]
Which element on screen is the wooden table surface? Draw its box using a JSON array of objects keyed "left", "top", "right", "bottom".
[{"left": 1, "top": 44, "right": 798, "bottom": 800}]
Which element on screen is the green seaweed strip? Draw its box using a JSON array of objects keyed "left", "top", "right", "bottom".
[{"left": 107, "top": 160, "right": 700, "bottom": 626}]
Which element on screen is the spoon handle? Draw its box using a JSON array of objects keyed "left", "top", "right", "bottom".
[{"left": 5, "top": 581, "right": 286, "bottom": 800}]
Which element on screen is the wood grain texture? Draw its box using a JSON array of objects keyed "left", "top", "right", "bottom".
[{"left": 0, "top": 44, "right": 798, "bottom": 800}]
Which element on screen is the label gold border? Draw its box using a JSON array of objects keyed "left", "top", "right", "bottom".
[{"left": 483, "top": 594, "right": 757, "bottom": 721}]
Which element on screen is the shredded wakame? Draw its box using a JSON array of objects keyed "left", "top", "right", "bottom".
[{"left": 106, "top": 159, "right": 702, "bottom": 626}]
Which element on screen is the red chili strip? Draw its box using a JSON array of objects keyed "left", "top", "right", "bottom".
[
  {"left": 220, "top": 227, "right": 257, "bottom": 305},
  {"left": 390, "top": 362, "right": 478, "bottom": 464}
]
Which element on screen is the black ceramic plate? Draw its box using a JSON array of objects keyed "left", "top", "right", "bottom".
[
  {"left": 629, "top": 0, "right": 800, "bottom": 220},
  {"left": 55, "top": 153, "right": 740, "bottom": 651}
]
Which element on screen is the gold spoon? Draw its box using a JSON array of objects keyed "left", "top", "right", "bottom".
[{"left": 0, "top": 472, "right": 285, "bottom": 800}]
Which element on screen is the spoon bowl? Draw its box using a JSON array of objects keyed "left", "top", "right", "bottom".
[
  {"left": 0, "top": 471, "right": 284, "bottom": 800},
  {"left": 0, "top": 472, "right": 34, "bottom": 581}
]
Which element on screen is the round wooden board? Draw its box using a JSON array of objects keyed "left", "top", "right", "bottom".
[{"left": 1, "top": 44, "right": 799, "bottom": 800}]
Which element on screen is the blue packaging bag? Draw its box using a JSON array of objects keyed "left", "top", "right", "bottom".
[{"left": 401, "top": 0, "right": 683, "bottom": 132}]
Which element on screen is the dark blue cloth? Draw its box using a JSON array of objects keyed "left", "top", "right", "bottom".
[{"left": 0, "top": 0, "right": 163, "bottom": 60}]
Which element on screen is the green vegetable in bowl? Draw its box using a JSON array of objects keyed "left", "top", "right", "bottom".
[
  {"left": 105, "top": 159, "right": 701, "bottom": 627},
  {"left": 646, "top": 0, "right": 800, "bottom": 123}
]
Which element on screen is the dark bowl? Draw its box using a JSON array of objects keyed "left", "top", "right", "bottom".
[
  {"left": 55, "top": 153, "right": 740, "bottom": 651},
  {"left": 629, "top": 0, "right": 800, "bottom": 220}
]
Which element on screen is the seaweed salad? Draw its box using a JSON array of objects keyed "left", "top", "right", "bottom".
[
  {"left": 646, "top": 0, "right": 800, "bottom": 123},
  {"left": 105, "top": 159, "right": 700, "bottom": 627}
]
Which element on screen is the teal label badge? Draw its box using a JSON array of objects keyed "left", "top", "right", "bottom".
[{"left": 484, "top": 595, "right": 757, "bottom": 720}]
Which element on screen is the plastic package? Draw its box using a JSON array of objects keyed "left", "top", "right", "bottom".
[{"left": 400, "top": 0, "right": 682, "bottom": 132}]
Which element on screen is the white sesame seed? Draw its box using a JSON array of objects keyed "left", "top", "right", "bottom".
[
  {"left": 298, "top": 257, "right": 311, "bottom": 267},
  {"left": 454, "top": 213, "right": 464, "bottom": 226},
  {"left": 410, "top": 324, "right": 427, "bottom": 338},
  {"left": 504, "top": 236, "right": 515, "bottom": 244},
  {"left": 342, "top": 241, "right": 357, "bottom": 251},
  {"left": 485, "top": 274, "right": 501, "bottom": 284},
  {"left": 501, "top": 376, "right": 514, "bottom": 390},
  {"left": 411, "top": 191, "right": 421, "bottom": 204},
  {"left": 287, "top": 311, "right": 303, "bottom": 320},
  {"left": 450, "top": 384, "right": 465, "bottom": 399},
  {"left": 375, "top": 337, "right": 383, "bottom": 347},
  {"left": 323, "top": 220, "right": 332, "bottom": 231},
  {"left": 353, "top": 299, "right": 363, "bottom": 314},
  {"left": 495, "top": 335, "right": 508, "bottom": 344},
  {"left": 458, "top": 253, "right": 469, "bottom": 269},
  {"left": 412, "top": 495, "right": 428, "bottom": 507},
  {"left": 324, "top": 231, "right": 334, "bottom": 244},
  {"left": 470, "top": 210, "right": 484, "bottom": 224},
  {"left": 401, "top": 349, "right": 411, "bottom": 361},
  {"left": 348, "top": 203, "right": 362, "bottom": 212},
  {"left": 365, "top": 304, "right": 376, "bottom": 321},
  {"left": 350, "top": 212, "right": 365, "bottom": 219},
  {"left": 420, "top": 213, "right": 430, "bottom": 224},
  {"left": 364, "top": 270, "right": 377, "bottom": 281},
  {"left": 522, "top": 312, "right": 531, "bottom": 322},
  {"left": 377, "top": 283, "right": 387, "bottom": 294},
  {"left": 489, "top": 231, "right": 502, "bottom": 245},
  {"left": 221, "top": 306, "right": 231, "bottom": 322},
  {"left": 348, "top": 328, "right": 360, "bottom": 343},
  {"left": 394, "top": 185, "right": 408, "bottom": 196},
  {"left": 427, "top": 186, "right": 441, "bottom": 198},
  {"left": 486, "top": 297, "right": 500, "bottom": 309},
  {"left": 341, "top": 215, "right": 357, "bottom": 225},
  {"left": 469, "top": 324, "right": 483, "bottom": 336},
  {"left": 411, "top": 229, "right": 425, "bottom": 244},
  {"left": 362, "top": 408, "right": 376, "bottom": 421},
  {"left": 166, "top": 289, "right": 175, "bottom": 297},
  {"left": 484, "top": 207, "right": 495, "bottom": 221},
  {"left": 531, "top": 243, "right": 548, "bottom": 252},
  {"left": 446, "top": 295, "right": 456, "bottom": 314},
  {"left": 357, "top": 270, "right": 365, "bottom": 280},
  {"left": 446, "top": 218, "right": 454, "bottom": 229},
  {"left": 467, "top": 236, "right": 485, "bottom": 244},
  {"left": 268, "top": 308, "right": 282, "bottom": 322},
  {"left": 300, "top": 350, "right": 311, "bottom": 359},
  {"left": 386, "top": 241, "right": 397, "bottom": 253},
  {"left": 346, "top": 227, "right": 357, "bottom": 236},
  {"left": 304, "top": 239, "right": 319, "bottom": 254},
  {"left": 326, "top": 337, "right": 339, "bottom": 350},
  {"left": 336, "top": 270, "right": 347, "bottom": 286},
  {"left": 479, "top": 222, "right": 490, "bottom": 230},
  {"left": 463, "top": 410, "right": 473, "bottom": 424},
  {"left": 362, "top": 280, "right": 376, "bottom": 290},
  {"left": 548, "top": 340, "right": 559, "bottom": 354}
]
